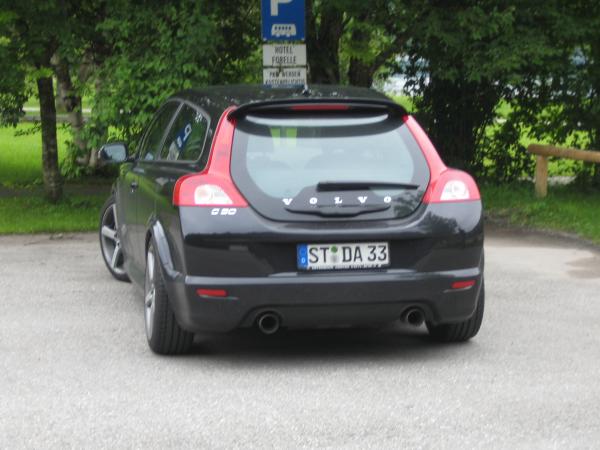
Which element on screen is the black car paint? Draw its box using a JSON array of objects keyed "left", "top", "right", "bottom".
[{"left": 112, "top": 84, "right": 484, "bottom": 332}]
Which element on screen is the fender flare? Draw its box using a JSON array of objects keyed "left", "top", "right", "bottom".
[{"left": 148, "top": 220, "right": 182, "bottom": 282}]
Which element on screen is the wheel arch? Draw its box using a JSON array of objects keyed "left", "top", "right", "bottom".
[{"left": 146, "top": 219, "right": 181, "bottom": 282}]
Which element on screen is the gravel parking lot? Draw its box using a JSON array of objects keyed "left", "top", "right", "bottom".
[{"left": 1, "top": 227, "right": 599, "bottom": 448}]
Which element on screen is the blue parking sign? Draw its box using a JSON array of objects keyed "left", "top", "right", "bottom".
[{"left": 262, "top": 0, "right": 305, "bottom": 41}]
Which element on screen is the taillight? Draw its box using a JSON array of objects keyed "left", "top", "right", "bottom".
[
  {"left": 403, "top": 115, "right": 480, "bottom": 204},
  {"left": 451, "top": 280, "right": 476, "bottom": 290},
  {"left": 194, "top": 184, "right": 233, "bottom": 205},
  {"left": 173, "top": 173, "right": 247, "bottom": 207},
  {"left": 423, "top": 169, "right": 480, "bottom": 203},
  {"left": 173, "top": 106, "right": 248, "bottom": 207},
  {"left": 196, "top": 288, "right": 228, "bottom": 298}
]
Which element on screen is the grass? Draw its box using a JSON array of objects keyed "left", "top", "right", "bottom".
[
  {"left": 482, "top": 183, "right": 600, "bottom": 244},
  {"left": 0, "top": 124, "right": 109, "bottom": 235},
  {"left": 0, "top": 194, "right": 106, "bottom": 234},
  {"left": 0, "top": 124, "right": 71, "bottom": 187}
]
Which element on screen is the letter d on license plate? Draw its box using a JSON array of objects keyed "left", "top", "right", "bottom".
[{"left": 297, "top": 242, "right": 390, "bottom": 271}]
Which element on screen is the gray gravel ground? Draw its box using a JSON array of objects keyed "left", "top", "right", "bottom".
[{"left": 1, "top": 227, "right": 599, "bottom": 449}]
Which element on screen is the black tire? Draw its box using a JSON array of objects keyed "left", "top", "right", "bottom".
[
  {"left": 427, "top": 282, "right": 485, "bottom": 342},
  {"left": 144, "top": 241, "right": 194, "bottom": 355},
  {"left": 99, "top": 196, "right": 130, "bottom": 282}
]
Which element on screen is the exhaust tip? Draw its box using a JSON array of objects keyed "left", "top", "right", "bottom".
[
  {"left": 257, "top": 313, "right": 280, "bottom": 335},
  {"left": 403, "top": 308, "right": 425, "bottom": 327}
]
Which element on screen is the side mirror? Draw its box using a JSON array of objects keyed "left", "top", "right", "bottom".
[{"left": 98, "top": 142, "right": 128, "bottom": 164}]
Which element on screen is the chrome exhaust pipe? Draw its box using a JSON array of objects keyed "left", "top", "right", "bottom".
[
  {"left": 403, "top": 308, "right": 425, "bottom": 327},
  {"left": 257, "top": 313, "right": 280, "bottom": 335}
]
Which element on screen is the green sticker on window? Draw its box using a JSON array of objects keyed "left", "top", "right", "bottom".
[{"left": 270, "top": 127, "right": 297, "bottom": 148}]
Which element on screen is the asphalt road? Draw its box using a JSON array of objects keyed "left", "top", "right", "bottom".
[{"left": 1, "top": 228, "right": 600, "bottom": 448}]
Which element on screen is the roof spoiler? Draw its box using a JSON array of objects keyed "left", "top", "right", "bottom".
[{"left": 228, "top": 98, "right": 408, "bottom": 119}]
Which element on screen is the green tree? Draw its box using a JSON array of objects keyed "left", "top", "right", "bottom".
[
  {"left": 2, "top": 0, "right": 260, "bottom": 188},
  {"left": 0, "top": 0, "right": 106, "bottom": 200},
  {"left": 397, "top": 1, "right": 567, "bottom": 175},
  {"left": 51, "top": 0, "right": 109, "bottom": 172},
  {"left": 0, "top": 12, "right": 29, "bottom": 125},
  {"left": 343, "top": 2, "right": 409, "bottom": 87},
  {"left": 305, "top": 0, "right": 408, "bottom": 86},
  {"left": 205, "top": 0, "right": 261, "bottom": 84},
  {"left": 0, "top": 1, "right": 67, "bottom": 201},
  {"left": 88, "top": 0, "right": 260, "bottom": 146},
  {"left": 500, "top": 0, "right": 600, "bottom": 184}
]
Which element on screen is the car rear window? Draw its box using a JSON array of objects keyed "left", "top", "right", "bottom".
[{"left": 231, "top": 112, "right": 429, "bottom": 200}]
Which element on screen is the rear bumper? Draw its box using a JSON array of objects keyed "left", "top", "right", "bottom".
[
  {"left": 150, "top": 200, "right": 485, "bottom": 333},
  {"left": 163, "top": 266, "right": 483, "bottom": 333}
]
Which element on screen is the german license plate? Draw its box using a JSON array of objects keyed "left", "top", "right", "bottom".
[{"left": 297, "top": 242, "right": 390, "bottom": 271}]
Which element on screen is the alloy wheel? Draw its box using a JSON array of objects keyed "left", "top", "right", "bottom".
[
  {"left": 144, "top": 248, "right": 156, "bottom": 340},
  {"left": 100, "top": 204, "right": 126, "bottom": 276}
]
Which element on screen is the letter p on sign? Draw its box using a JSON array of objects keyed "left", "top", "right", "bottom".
[
  {"left": 262, "top": 0, "right": 305, "bottom": 41},
  {"left": 271, "top": 0, "right": 292, "bottom": 15}
]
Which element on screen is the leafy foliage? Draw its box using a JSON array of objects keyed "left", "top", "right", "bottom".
[
  {"left": 91, "top": 0, "right": 216, "bottom": 145},
  {"left": 89, "top": 0, "right": 261, "bottom": 147},
  {"left": 397, "top": 1, "right": 567, "bottom": 179},
  {"left": 499, "top": 1, "right": 600, "bottom": 183},
  {"left": 3, "top": 0, "right": 600, "bottom": 189},
  {"left": 0, "top": 10, "right": 34, "bottom": 125},
  {"left": 0, "top": 0, "right": 73, "bottom": 201}
]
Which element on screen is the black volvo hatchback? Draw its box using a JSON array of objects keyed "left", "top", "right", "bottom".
[{"left": 98, "top": 85, "right": 484, "bottom": 355}]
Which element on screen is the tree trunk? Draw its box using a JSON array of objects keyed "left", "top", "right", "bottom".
[
  {"left": 347, "top": 18, "right": 373, "bottom": 87},
  {"left": 37, "top": 76, "right": 63, "bottom": 203},
  {"left": 87, "top": 77, "right": 107, "bottom": 169},
  {"left": 348, "top": 32, "right": 405, "bottom": 88},
  {"left": 348, "top": 58, "right": 374, "bottom": 87},
  {"left": 53, "top": 54, "right": 89, "bottom": 165},
  {"left": 80, "top": 56, "right": 100, "bottom": 169},
  {"left": 306, "top": 0, "right": 344, "bottom": 84}
]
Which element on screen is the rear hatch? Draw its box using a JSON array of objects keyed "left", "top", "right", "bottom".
[{"left": 230, "top": 106, "right": 430, "bottom": 222}]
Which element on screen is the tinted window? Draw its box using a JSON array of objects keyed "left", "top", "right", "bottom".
[
  {"left": 159, "top": 104, "right": 208, "bottom": 162},
  {"left": 138, "top": 102, "right": 179, "bottom": 161},
  {"left": 232, "top": 113, "right": 429, "bottom": 198}
]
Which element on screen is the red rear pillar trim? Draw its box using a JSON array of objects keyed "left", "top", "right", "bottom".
[
  {"left": 403, "top": 115, "right": 447, "bottom": 179},
  {"left": 204, "top": 106, "right": 238, "bottom": 176}
]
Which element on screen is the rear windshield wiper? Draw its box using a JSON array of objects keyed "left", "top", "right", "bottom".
[{"left": 316, "top": 181, "right": 420, "bottom": 192}]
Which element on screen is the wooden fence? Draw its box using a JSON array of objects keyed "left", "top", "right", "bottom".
[{"left": 527, "top": 144, "right": 600, "bottom": 197}]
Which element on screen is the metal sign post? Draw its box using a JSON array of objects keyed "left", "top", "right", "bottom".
[{"left": 261, "top": 0, "right": 307, "bottom": 88}]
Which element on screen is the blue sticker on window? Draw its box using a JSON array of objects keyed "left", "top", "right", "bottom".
[{"left": 176, "top": 123, "right": 193, "bottom": 150}]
